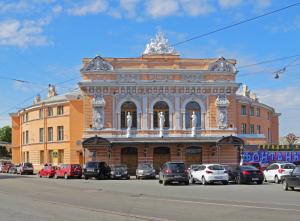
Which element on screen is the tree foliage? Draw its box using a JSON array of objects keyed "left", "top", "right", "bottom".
[{"left": 0, "top": 126, "right": 12, "bottom": 143}]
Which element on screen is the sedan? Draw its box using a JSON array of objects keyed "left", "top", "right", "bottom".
[
  {"left": 282, "top": 166, "right": 300, "bottom": 191},
  {"left": 231, "top": 165, "right": 264, "bottom": 184}
]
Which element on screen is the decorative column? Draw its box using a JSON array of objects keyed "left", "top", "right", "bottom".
[
  {"left": 142, "top": 95, "right": 148, "bottom": 130},
  {"left": 174, "top": 96, "right": 180, "bottom": 130}
]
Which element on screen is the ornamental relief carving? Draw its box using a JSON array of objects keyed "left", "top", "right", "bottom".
[{"left": 215, "top": 95, "right": 230, "bottom": 129}]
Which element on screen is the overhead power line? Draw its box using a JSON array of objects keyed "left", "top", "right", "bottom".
[{"left": 173, "top": 2, "right": 300, "bottom": 46}]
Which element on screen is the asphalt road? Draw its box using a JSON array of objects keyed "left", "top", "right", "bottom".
[{"left": 0, "top": 174, "right": 299, "bottom": 221}]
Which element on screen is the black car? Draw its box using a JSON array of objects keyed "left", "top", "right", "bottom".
[
  {"left": 293, "top": 161, "right": 300, "bottom": 166},
  {"left": 158, "top": 162, "right": 189, "bottom": 185},
  {"left": 282, "top": 166, "right": 300, "bottom": 191},
  {"left": 83, "top": 161, "right": 111, "bottom": 180},
  {"left": 222, "top": 165, "right": 235, "bottom": 182},
  {"left": 231, "top": 165, "right": 264, "bottom": 184},
  {"left": 136, "top": 163, "right": 156, "bottom": 179},
  {"left": 110, "top": 165, "right": 130, "bottom": 179}
]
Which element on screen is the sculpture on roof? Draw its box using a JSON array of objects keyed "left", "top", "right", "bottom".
[
  {"left": 47, "top": 84, "right": 57, "bottom": 98},
  {"left": 242, "top": 85, "right": 250, "bottom": 97},
  {"left": 208, "top": 57, "right": 237, "bottom": 73},
  {"left": 81, "top": 56, "right": 113, "bottom": 72},
  {"left": 143, "top": 31, "right": 177, "bottom": 55}
]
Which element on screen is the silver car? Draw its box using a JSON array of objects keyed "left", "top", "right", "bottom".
[{"left": 136, "top": 163, "right": 156, "bottom": 179}]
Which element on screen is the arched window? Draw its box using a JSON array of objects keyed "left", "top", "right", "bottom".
[
  {"left": 185, "top": 101, "right": 201, "bottom": 129},
  {"left": 121, "top": 102, "right": 137, "bottom": 129},
  {"left": 153, "top": 101, "right": 169, "bottom": 129}
]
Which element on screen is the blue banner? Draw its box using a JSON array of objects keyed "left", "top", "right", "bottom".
[{"left": 242, "top": 151, "right": 300, "bottom": 164}]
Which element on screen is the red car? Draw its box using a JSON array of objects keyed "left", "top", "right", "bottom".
[
  {"left": 54, "top": 164, "right": 82, "bottom": 179},
  {"left": 1, "top": 163, "right": 12, "bottom": 173},
  {"left": 38, "top": 165, "right": 58, "bottom": 178}
]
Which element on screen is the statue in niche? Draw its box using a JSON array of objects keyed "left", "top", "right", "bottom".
[
  {"left": 159, "top": 112, "right": 165, "bottom": 130},
  {"left": 93, "top": 109, "right": 103, "bottom": 130},
  {"left": 127, "top": 112, "right": 132, "bottom": 129},
  {"left": 191, "top": 111, "right": 197, "bottom": 129}
]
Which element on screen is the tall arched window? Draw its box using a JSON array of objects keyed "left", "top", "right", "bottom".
[
  {"left": 153, "top": 101, "right": 169, "bottom": 129},
  {"left": 185, "top": 101, "right": 201, "bottom": 129},
  {"left": 121, "top": 102, "right": 137, "bottom": 129}
]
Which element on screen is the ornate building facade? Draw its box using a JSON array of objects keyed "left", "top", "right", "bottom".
[{"left": 11, "top": 32, "right": 280, "bottom": 173}]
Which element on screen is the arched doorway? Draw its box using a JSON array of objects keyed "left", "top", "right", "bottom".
[
  {"left": 185, "top": 101, "right": 201, "bottom": 128},
  {"left": 153, "top": 147, "right": 170, "bottom": 172},
  {"left": 121, "top": 102, "right": 137, "bottom": 129},
  {"left": 153, "top": 101, "right": 169, "bottom": 129},
  {"left": 121, "top": 147, "right": 138, "bottom": 175},
  {"left": 185, "top": 146, "right": 202, "bottom": 166}
]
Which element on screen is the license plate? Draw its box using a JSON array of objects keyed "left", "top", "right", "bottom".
[
  {"left": 116, "top": 174, "right": 121, "bottom": 177},
  {"left": 252, "top": 178, "right": 259, "bottom": 181},
  {"left": 215, "top": 176, "right": 223, "bottom": 179},
  {"left": 174, "top": 176, "right": 181, "bottom": 178},
  {"left": 87, "top": 169, "right": 94, "bottom": 172}
]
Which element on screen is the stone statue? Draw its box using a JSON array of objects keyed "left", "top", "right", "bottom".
[
  {"left": 47, "top": 84, "right": 57, "bottom": 98},
  {"left": 217, "top": 111, "right": 225, "bottom": 124},
  {"left": 92, "top": 94, "right": 105, "bottom": 130},
  {"left": 127, "top": 112, "right": 132, "bottom": 129},
  {"left": 159, "top": 112, "right": 165, "bottom": 130},
  {"left": 93, "top": 110, "right": 103, "bottom": 130},
  {"left": 242, "top": 85, "right": 250, "bottom": 97},
  {"left": 191, "top": 111, "right": 197, "bottom": 128},
  {"left": 143, "top": 31, "right": 177, "bottom": 55}
]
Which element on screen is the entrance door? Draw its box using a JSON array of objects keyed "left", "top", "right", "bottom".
[
  {"left": 185, "top": 146, "right": 202, "bottom": 167},
  {"left": 121, "top": 147, "right": 138, "bottom": 175},
  {"left": 153, "top": 147, "right": 170, "bottom": 173}
]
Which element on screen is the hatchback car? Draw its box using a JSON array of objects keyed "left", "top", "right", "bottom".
[
  {"left": 282, "top": 166, "right": 300, "bottom": 191},
  {"left": 8, "top": 164, "right": 18, "bottom": 174},
  {"left": 187, "top": 164, "right": 202, "bottom": 183},
  {"left": 136, "top": 163, "right": 156, "bottom": 179},
  {"left": 264, "top": 163, "right": 296, "bottom": 183},
  {"left": 158, "top": 162, "right": 189, "bottom": 185},
  {"left": 54, "top": 164, "right": 82, "bottom": 179},
  {"left": 190, "top": 164, "right": 229, "bottom": 185},
  {"left": 38, "top": 165, "right": 58, "bottom": 178},
  {"left": 110, "top": 165, "right": 130, "bottom": 179},
  {"left": 17, "top": 162, "right": 34, "bottom": 175},
  {"left": 83, "top": 161, "right": 110, "bottom": 180},
  {"left": 231, "top": 165, "right": 264, "bottom": 184}
]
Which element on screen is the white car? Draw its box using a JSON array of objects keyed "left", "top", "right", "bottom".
[
  {"left": 190, "top": 164, "right": 229, "bottom": 185},
  {"left": 264, "top": 163, "right": 296, "bottom": 184}
]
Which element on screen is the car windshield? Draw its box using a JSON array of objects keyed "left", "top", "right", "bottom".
[
  {"left": 86, "top": 162, "right": 98, "bottom": 168},
  {"left": 282, "top": 164, "right": 295, "bottom": 169},
  {"left": 169, "top": 163, "right": 185, "bottom": 172},
  {"left": 24, "top": 163, "right": 32, "bottom": 167},
  {"left": 208, "top": 165, "right": 224, "bottom": 170},
  {"left": 241, "top": 166, "right": 258, "bottom": 170},
  {"left": 114, "top": 165, "right": 127, "bottom": 169},
  {"left": 71, "top": 164, "right": 81, "bottom": 168},
  {"left": 139, "top": 164, "right": 152, "bottom": 169}
]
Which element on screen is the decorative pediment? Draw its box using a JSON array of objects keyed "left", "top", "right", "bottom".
[
  {"left": 208, "top": 57, "right": 236, "bottom": 73},
  {"left": 81, "top": 56, "right": 113, "bottom": 72},
  {"left": 143, "top": 31, "right": 178, "bottom": 55}
]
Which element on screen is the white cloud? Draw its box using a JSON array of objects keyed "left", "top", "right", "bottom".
[
  {"left": 180, "top": 0, "right": 215, "bottom": 16},
  {"left": 120, "top": 0, "right": 140, "bottom": 18},
  {"left": 0, "top": 1, "right": 29, "bottom": 13},
  {"left": 254, "top": 0, "right": 272, "bottom": 9},
  {"left": 145, "top": 0, "right": 179, "bottom": 18},
  {"left": 52, "top": 5, "right": 63, "bottom": 14},
  {"left": 256, "top": 87, "right": 300, "bottom": 135},
  {"left": 218, "top": 0, "right": 241, "bottom": 9},
  {"left": 67, "top": 0, "right": 108, "bottom": 16},
  {"left": 0, "top": 18, "right": 50, "bottom": 48}
]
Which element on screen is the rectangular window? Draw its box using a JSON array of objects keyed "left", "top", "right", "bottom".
[
  {"left": 250, "top": 107, "right": 254, "bottom": 116},
  {"left": 257, "top": 125, "right": 261, "bottom": 134},
  {"left": 242, "top": 123, "right": 247, "bottom": 134},
  {"left": 39, "top": 128, "right": 44, "bottom": 143},
  {"left": 23, "top": 113, "right": 29, "bottom": 123},
  {"left": 47, "top": 107, "right": 53, "bottom": 117},
  {"left": 241, "top": 105, "right": 247, "bottom": 115},
  {"left": 256, "top": 108, "right": 261, "bottom": 117},
  {"left": 39, "top": 109, "right": 44, "bottom": 119},
  {"left": 57, "top": 126, "right": 64, "bottom": 141},
  {"left": 40, "top": 150, "right": 44, "bottom": 164},
  {"left": 25, "top": 130, "right": 29, "bottom": 144},
  {"left": 57, "top": 106, "right": 64, "bottom": 115},
  {"left": 58, "top": 150, "right": 64, "bottom": 164},
  {"left": 48, "top": 127, "right": 53, "bottom": 141},
  {"left": 267, "top": 112, "right": 271, "bottom": 120},
  {"left": 22, "top": 131, "right": 25, "bottom": 144},
  {"left": 250, "top": 124, "right": 255, "bottom": 134}
]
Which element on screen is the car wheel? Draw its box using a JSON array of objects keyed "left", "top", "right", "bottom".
[
  {"left": 201, "top": 176, "right": 207, "bottom": 185},
  {"left": 236, "top": 176, "right": 242, "bottom": 184},
  {"left": 159, "top": 179, "right": 163, "bottom": 184},
  {"left": 163, "top": 178, "right": 168, "bottom": 186},
  {"left": 38, "top": 173, "right": 42, "bottom": 178},
  {"left": 184, "top": 181, "right": 189, "bottom": 185},
  {"left": 282, "top": 179, "right": 289, "bottom": 191},
  {"left": 264, "top": 175, "right": 267, "bottom": 182},
  {"left": 222, "top": 181, "right": 228, "bottom": 185},
  {"left": 275, "top": 176, "right": 280, "bottom": 184},
  {"left": 84, "top": 176, "right": 88, "bottom": 180},
  {"left": 189, "top": 176, "right": 195, "bottom": 184},
  {"left": 64, "top": 173, "right": 68, "bottom": 180},
  {"left": 257, "top": 181, "right": 263, "bottom": 185}
]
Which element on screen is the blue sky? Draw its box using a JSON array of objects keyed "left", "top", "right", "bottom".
[{"left": 0, "top": 0, "right": 299, "bottom": 136}]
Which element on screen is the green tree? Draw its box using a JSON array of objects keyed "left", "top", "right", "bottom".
[{"left": 0, "top": 125, "right": 12, "bottom": 143}]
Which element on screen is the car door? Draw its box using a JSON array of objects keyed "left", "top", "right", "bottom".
[
  {"left": 264, "top": 164, "right": 273, "bottom": 181},
  {"left": 289, "top": 167, "right": 300, "bottom": 187},
  {"left": 193, "top": 165, "right": 204, "bottom": 180}
]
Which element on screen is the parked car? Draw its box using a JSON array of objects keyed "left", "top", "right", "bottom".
[
  {"left": 264, "top": 163, "right": 296, "bottom": 183},
  {"left": 8, "top": 164, "right": 18, "bottom": 174},
  {"left": 242, "top": 162, "right": 264, "bottom": 171},
  {"left": 17, "top": 162, "right": 34, "bottom": 175},
  {"left": 110, "top": 165, "right": 130, "bottom": 179},
  {"left": 222, "top": 165, "right": 235, "bottom": 182},
  {"left": 0, "top": 161, "right": 11, "bottom": 173},
  {"left": 158, "top": 161, "right": 189, "bottom": 185},
  {"left": 190, "top": 164, "right": 229, "bottom": 185},
  {"left": 187, "top": 164, "right": 202, "bottom": 183},
  {"left": 1, "top": 163, "right": 12, "bottom": 173},
  {"left": 38, "top": 165, "right": 58, "bottom": 178},
  {"left": 54, "top": 164, "right": 82, "bottom": 179},
  {"left": 83, "top": 161, "right": 110, "bottom": 180},
  {"left": 230, "top": 165, "right": 264, "bottom": 184},
  {"left": 136, "top": 163, "right": 156, "bottom": 179},
  {"left": 282, "top": 166, "right": 300, "bottom": 191},
  {"left": 292, "top": 160, "right": 300, "bottom": 166}
]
